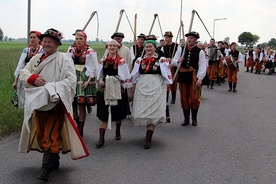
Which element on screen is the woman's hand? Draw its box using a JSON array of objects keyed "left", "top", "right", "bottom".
[
  {"left": 82, "top": 81, "right": 89, "bottom": 90},
  {"left": 98, "top": 80, "right": 105, "bottom": 88}
]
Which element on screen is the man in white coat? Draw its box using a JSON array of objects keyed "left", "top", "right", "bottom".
[{"left": 19, "top": 28, "right": 89, "bottom": 182}]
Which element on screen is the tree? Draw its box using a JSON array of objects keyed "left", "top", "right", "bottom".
[
  {"left": 238, "top": 32, "right": 259, "bottom": 46},
  {"left": 267, "top": 38, "right": 276, "bottom": 48},
  {"left": 0, "top": 28, "right": 3, "bottom": 41}
]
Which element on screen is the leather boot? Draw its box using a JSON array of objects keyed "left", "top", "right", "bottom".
[
  {"left": 166, "top": 105, "right": 170, "bottom": 123},
  {"left": 96, "top": 128, "right": 105, "bottom": 148},
  {"left": 217, "top": 78, "right": 221, "bottom": 86},
  {"left": 37, "top": 151, "right": 58, "bottom": 181},
  {"left": 233, "top": 83, "right": 237, "bottom": 93},
  {"left": 78, "top": 122, "right": 84, "bottom": 137},
  {"left": 115, "top": 122, "right": 121, "bottom": 140},
  {"left": 191, "top": 109, "right": 198, "bottom": 126},
  {"left": 144, "top": 130, "right": 154, "bottom": 149},
  {"left": 210, "top": 80, "right": 215, "bottom": 89},
  {"left": 171, "top": 91, "right": 176, "bottom": 104},
  {"left": 181, "top": 109, "right": 190, "bottom": 126},
  {"left": 228, "top": 82, "right": 232, "bottom": 91}
]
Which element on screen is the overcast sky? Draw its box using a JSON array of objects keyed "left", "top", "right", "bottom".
[{"left": 1, "top": 0, "right": 275, "bottom": 44}]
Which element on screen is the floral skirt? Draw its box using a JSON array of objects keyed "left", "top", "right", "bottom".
[{"left": 73, "top": 70, "right": 97, "bottom": 105}]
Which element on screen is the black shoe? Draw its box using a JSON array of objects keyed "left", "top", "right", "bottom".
[
  {"left": 115, "top": 136, "right": 121, "bottom": 140},
  {"left": 233, "top": 89, "right": 237, "bottom": 93},
  {"left": 96, "top": 141, "right": 105, "bottom": 148},
  {"left": 144, "top": 144, "right": 151, "bottom": 149},
  {"left": 37, "top": 170, "right": 50, "bottom": 182},
  {"left": 228, "top": 89, "right": 232, "bottom": 92},
  {"left": 166, "top": 117, "right": 171, "bottom": 123},
  {"left": 171, "top": 99, "right": 175, "bottom": 104},
  {"left": 192, "top": 120, "right": 197, "bottom": 126},
  {"left": 181, "top": 120, "right": 190, "bottom": 126}
]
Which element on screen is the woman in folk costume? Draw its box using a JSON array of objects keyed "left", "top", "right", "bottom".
[
  {"left": 96, "top": 40, "right": 133, "bottom": 148},
  {"left": 18, "top": 28, "right": 89, "bottom": 182},
  {"left": 12, "top": 31, "right": 44, "bottom": 108},
  {"left": 264, "top": 49, "right": 275, "bottom": 75},
  {"left": 66, "top": 31, "right": 98, "bottom": 137},
  {"left": 131, "top": 40, "right": 172, "bottom": 149}
]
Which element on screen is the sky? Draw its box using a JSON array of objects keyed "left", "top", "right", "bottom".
[{"left": 1, "top": 0, "right": 275, "bottom": 45}]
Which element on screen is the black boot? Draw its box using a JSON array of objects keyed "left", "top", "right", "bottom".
[
  {"left": 78, "top": 122, "right": 84, "bottom": 137},
  {"left": 191, "top": 109, "right": 198, "bottom": 126},
  {"left": 233, "top": 83, "right": 237, "bottom": 93},
  {"left": 181, "top": 109, "right": 190, "bottom": 126},
  {"left": 171, "top": 91, "right": 176, "bottom": 104},
  {"left": 246, "top": 68, "right": 249, "bottom": 72},
  {"left": 217, "top": 78, "right": 221, "bottom": 86},
  {"left": 115, "top": 122, "right": 121, "bottom": 140},
  {"left": 96, "top": 128, "right": 105, "bottom": 148},
  {"left": 144, "top": 130, "right": 154, "bottom": 149},
  {"left": 210, "top": 80, "right": 214, "bottom": 89},
  {"left": 228, "top": 82, "right": 232, "bottom": 92},
  {"left": 250, "top": 69, "right": 253, "bottom": 73},
  {"left": 166, "top": 105, "right": 170, "bottom": 123},
  {"left": 37, "top": 151, "right": 58, "bottom": 181}
]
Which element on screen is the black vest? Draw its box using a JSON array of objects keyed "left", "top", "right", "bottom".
[
  {"left": 163, "top": 43, "right": 178, "bottom": 58},
  {"left": 178, "top": 46, "right": 201, "bottom": 84}
]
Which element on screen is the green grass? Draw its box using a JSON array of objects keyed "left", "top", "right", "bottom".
[{"left": 0, "top": 42, "right": 106, "bottom": 139}]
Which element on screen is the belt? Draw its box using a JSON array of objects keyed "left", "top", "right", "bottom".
[{"left": 179, "top": 67, "right": 197, "bottom": 72}]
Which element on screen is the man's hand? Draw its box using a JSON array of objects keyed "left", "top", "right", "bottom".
[{"left": 34, "top": 77, "right": 46, "bottom": 86}]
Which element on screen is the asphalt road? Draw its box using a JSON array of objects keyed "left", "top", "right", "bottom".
[{"left": 1, "top": 68, "right": 276, "bottom": 184}]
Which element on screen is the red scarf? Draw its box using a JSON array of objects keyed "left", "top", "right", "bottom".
[
  {"left": 28, "top": 45, "right": 40, "bottom": 57},
  {"left": 141, "top": 57, "right": 155, "bottom": 73},
  {"left": 72, "top": 43, "right": 88, "bottom": 63}
]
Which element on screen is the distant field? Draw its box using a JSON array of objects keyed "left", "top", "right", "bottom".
[{"left": 0, "top": 41, "right": 107, "bottom": 138}]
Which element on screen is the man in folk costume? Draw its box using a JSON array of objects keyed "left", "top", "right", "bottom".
[
  {"left": 18, "top": 28, "right": 89, "bottom": 181},
  {"left": 130, "top": 33, "right": 146, "bottom": 68},
  {"left": 161, "top": 31, "right": 179, "bottom": 104},
  {"left": 217, "top": 41, "right": 227, "bottom": 84},
  {"left": 206, "top": 38, "right": 221, "bottom": 88},
  {"left": 253, "top": 47, "right": 264, "bottom": 74},
  {"left": 172, "top": 31, "right": 206, "bottom": 126},
  {"left": 245, "top": 45, "right": 254, "bottom": 72},
  {"left": 103, "top": 32, "right": 132, "bottom": 72},
  {"left": 226, "top": 42, "right": 243, "bottom": 92}
]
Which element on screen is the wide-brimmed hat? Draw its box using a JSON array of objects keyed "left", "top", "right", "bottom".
[
  {"left": 137, "top": 33, "right": 146, "bottom": 39},
  {"left": 145, "top": 34, "right": 157, "bottom": 41},
  {"left": 40, "top": 28, "right": 62, "bottom": 45},
  {"left": 72, "top": 29, "right": 83, "bottom": 36},
  {"left": 164, "top": 31, "right": 173, "bottom": 37},
  {"left": 185, "top": 31, "right": 200, "bottom": 39},
  {"left": 111, "top": 32, "right": 125, "bottom": 39}
]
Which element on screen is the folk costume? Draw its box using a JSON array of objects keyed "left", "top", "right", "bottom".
[
  {"left": 172, "top": 31, "right": 206, "bottom": 126},
  {"left": 96, "top": 52, "right": 133, "bottom": 147},
  {"left": 206, "top": 40, "right": 221, "bottom": 88},
  {"left": 246, "top": 46, "right": 254, "bottom": 72},
  {"left": 18, "top": 28, "right": 89, "bottom": 182},
  {"left": 66, "top": 34, "right": 98, "bottom": 136},
  {"left": 131, "top": 40, "right": 172, "bottom": 148},
  {"left": 253, "top": 49, "right": 264, "bottom": 74},
  {"left": 130, "top": 33, "right": 146, "bottom": 68},
  {"left": 264, "top": 50, "right": 275, "bottom": 74},
  {"left": 103, "top": 32, "right": 132, "bottom": 72},
  {"left": 226, "top": 43, "right": 243, "bottom": 92},
  {"left": 13, "top": 32, "right": 43, "bottom": 108}
]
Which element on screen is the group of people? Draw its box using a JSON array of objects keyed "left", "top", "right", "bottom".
[
  {"left": 13, "top": 27, "right": 211, "bottom": 181},
  {"left": 199, "top": 39, "right": 243, "bottom": 92},
  {"left": 244, "top": 46, "right": 276, "bottom": 75}
]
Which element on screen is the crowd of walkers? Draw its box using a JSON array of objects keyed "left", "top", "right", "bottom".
[{"left": 14, "top": 27, "right": 273, "bottom": 182}]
